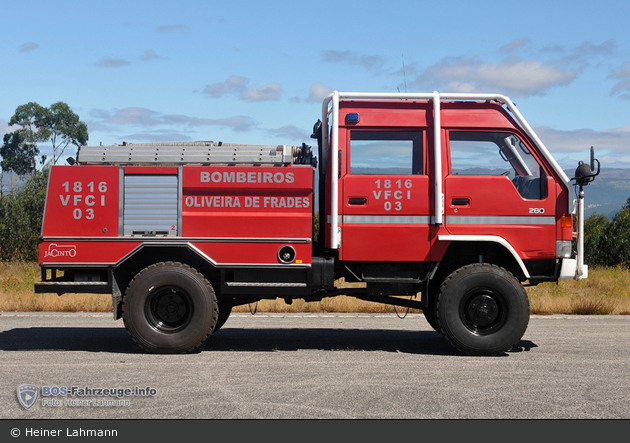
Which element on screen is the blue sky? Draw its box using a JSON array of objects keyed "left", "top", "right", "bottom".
[{"left": 1, "top": 0, "right": 629, "bottom": 170}]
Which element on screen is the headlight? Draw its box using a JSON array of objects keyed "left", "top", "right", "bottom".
[{"left": 556, "top": 240, "right": 572, "bottom": 258}]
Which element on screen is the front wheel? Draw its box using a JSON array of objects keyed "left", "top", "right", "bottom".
[
  {"left": 122, "top": 262, "right": 218, "bottom": 354},
  {"left": 436, "top": 264, "right": 529, "bottom": 356},
  {"left": 422, "top": 286, "right": 441, "bottom": 334},
  {"left": 213, "top": 302, "right": 233, "bottom": 332}
]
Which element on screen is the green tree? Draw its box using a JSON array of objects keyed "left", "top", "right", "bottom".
[
  {"left": 7, "top": 102, "right": 50, "bottom": 172},
  {"left": 43, "top": 102, "right": 89, "bottom": 164},
  {"left": 583, "top": 212, "right": 610, "bottom": 266},
  {"left": 1, "top": 131, "right": 34, "bottom": 176},
  {"left": 599, "top": 196, "right": 630, "bottom": 268},
  {"left": 1, "top": 101, "right": 89, "bottom": 180},
  {"left": 0, "top": 168, "right": 49, "bottom": 261}
]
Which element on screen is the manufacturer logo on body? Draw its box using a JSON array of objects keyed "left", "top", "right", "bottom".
[
  {"left": 17, "top": 384, "right": 39, "bottom": 409},
  {"left": 44, "top": 243, "right": 77, "bottom": 258}
]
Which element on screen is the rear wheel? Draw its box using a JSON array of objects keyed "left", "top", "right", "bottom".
[
  {"left": 122, "top": 262, "right": 218, "bottom": 354},
  {"left": 436, "top": 263, "right": 529, "bottom": 356}
]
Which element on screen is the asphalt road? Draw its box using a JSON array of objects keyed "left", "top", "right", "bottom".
[{"left": 1, "top": 312, "right": 629, "bottom": 419}]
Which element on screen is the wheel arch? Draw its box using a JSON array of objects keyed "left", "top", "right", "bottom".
[
  {"left": 435, "top": 235, "right": 530, "bottom": 283},
  {"left": 111, "top": 244, "right": 221, "bottom": 320}
]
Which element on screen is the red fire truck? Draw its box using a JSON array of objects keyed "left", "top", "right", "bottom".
[{"left": 35, "top": 91, "right": 598, "bottom": 355}]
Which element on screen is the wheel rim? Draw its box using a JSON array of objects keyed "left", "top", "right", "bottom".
[
  {"left": 459, "top": 287, "right": 506, "bottom": 335},
  {"left": 145, "top": 286, "right": 194, "bottom": 333}
]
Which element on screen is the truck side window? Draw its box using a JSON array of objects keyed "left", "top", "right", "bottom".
[
  {"left": 350, "top": 131, "right": 423, "bottom": 175},
  {"left": 449, "top": 131, "right": 547, "bottom": 200}
]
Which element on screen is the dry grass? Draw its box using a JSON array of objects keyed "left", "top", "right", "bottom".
[
  {"left": 0, "top": 292, "right": 113, "bottom": 312},
  {"left": 526, "top": 266, "right": 630, "bottom": 315},
  {"left": 1, "top": 261, "right": 629, "bottom": 315},
  {"left": 232, "top": 295, "right": 420, "bottom": 315},
  {"left": 0, "top": 261, "right": 112, "bottom": 312}
]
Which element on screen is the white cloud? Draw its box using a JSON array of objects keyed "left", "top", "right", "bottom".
[
  {"left": 139, "top": 49, "right": 166, "bottom": 61},
  {"left": 91, "top": 107, "right": 161, "bottom": 126},
  {"left": 499, "top": 38, "right": 530, "bottom": 54},
  {"left": 203, "top": 76, "right": 283, "bottom": 101},
  {"left": 403, "top": 39, "right": 617, "bottom": 99},
  {"left": 95, "top": 57, "right": 131, "bottom": 68},
  {"left": 269, "top": 125, "right": 310, "bottom": 141},
  {"left": 411, "top": 57, "right": 576, "bottom": 97},
  {"left": 574, "top": 39, "right": 616, "bottom": 57},
  {"left": 535, "top": 125, "right": 630, "bottom": 169},
  {"left": 203, "top": 76, "right": 248, "bottom": 98},
  {"left": 19, "top": 41, "right": 39, "bottom": 53},
  {"left": 322, "top": 50, "right": 386, "bottom": 71},
  {"left": 308, "top": 82, "right": 333, "bottom": 103},
  {"left": 88, "top": 107, "right": 257, "bottom": 133},
  {"left": 610, "top": 62, "right": 630, "bottom": 100},
  {"left": 163, "top": 115, "right": 257, "bottom": 132},
  {"left": 118, "top": 108, "right": 161, "bottom": 126},
  {"left": 239, "top": 83, "right": 283, "bottom": 101}
]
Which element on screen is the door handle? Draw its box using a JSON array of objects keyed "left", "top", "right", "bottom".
[
  {"left": 348, "top": 198, "right": 367, "bottom": 205},
  {"left": 452, "top": 198, "right": 470, "bottom": 206}
]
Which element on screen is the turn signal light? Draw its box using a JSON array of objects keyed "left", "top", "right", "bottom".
[{"left": 560, "top": 215, "right": 573, "bottom": 228}]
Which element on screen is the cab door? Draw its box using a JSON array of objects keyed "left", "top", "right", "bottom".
[
  {"left": 340, "top": 129, "right": 431, "bottom": 261},
  {"left": 443, "top": 130, "right": 557, "bottom": 260}
]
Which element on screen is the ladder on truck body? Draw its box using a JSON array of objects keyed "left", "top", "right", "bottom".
[{"left": 77, "top": 141, "right": 315, "bottom": 166}]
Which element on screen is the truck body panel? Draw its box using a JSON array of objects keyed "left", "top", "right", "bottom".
[{"left": 42, "top": 165, "right": 120, "bottom": 238}]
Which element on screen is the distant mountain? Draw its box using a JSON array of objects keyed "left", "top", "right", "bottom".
[{"left": 564, "top": 167, "right": 630, "bottom": 219}]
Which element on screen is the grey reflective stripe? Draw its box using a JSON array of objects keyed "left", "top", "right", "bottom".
[
  {"left": 327, "top": 215, "right": 343, "bottom": 223},
  {"left": 446, "top": 215, "right": 555, "bottom": 225},
  {"left": 343, "top": 215, "right": 430, "bottom": 224}
]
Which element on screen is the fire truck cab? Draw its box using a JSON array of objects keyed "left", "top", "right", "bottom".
[{"left": 35, "top": 91, "right": 595, "bottom": 356}]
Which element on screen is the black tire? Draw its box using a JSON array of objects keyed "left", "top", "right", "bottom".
[
  {"left": 122, "top": 262, "right": 218, "bottom": 354},
  {"left": 422, "top": 291, "right": 441, "bottom": 334},
  {"left": 436, "top": 263, "right": 529, "bottom": 356},
  {"left": 213, "top": 302, "right": 232, "bottom": 332}
]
